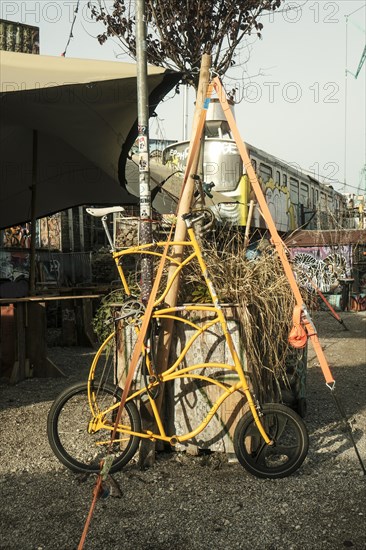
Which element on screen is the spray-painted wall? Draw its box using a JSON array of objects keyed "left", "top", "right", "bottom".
[
  {"left": 289, "top": 243, "right": 366, "bottom": 311},
  {"left": 0, "top": 249, "right": 92, "bottom": 298},
  {"left": 290, "top": 246, "right": 352, "bottom": 292},
  {"left": 39, "top": 214, "right": 62, "bottom": 250}
]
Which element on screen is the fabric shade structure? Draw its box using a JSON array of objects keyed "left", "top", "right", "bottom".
[{"left": 0, "top": 50, "right": 181, "bottom": 229}]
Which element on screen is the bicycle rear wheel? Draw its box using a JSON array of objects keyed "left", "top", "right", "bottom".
[
  {"left": 47, "top": 382, "right": 141, "bottom": 474},
  {"left": 234, "top": 403, "right": 309, "bottom": 479}
]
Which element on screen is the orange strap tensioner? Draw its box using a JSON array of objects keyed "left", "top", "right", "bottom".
[{"left": 288, "top": 305, "right": 308, "bottom": 349}]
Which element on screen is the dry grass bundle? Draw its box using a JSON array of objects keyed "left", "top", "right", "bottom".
[
  {"left": 184, "top": 227, "right": 298, "bottom": 400},
  {"left": 93, "top": 221, "right": 306, "bottom": 400}
]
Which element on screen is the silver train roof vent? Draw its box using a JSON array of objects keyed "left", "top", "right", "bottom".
[{"left": 205, "top": 98, "right": 235, "bottom": 139}]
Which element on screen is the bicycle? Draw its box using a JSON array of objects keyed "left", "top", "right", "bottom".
[{"left": 47, "top": 207, "right": 309, "bottom": 479}]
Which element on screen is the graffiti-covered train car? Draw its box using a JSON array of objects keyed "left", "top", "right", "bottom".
[
  {"left": 243, "top": 142, "right": 348, "bottom": 232},
  {"left": 162, "top": 99, "right": 349, "bottom": 233}
]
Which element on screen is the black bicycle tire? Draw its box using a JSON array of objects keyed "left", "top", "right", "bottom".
[
  {"left": 47, "top": 382, "right": 141, "bottom": 474},
  {"left": 233, "top": 403, "right": 309, "bottom": 479}
]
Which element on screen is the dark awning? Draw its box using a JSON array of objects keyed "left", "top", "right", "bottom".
[{"left": 0, "top": 50, "right": 181, "bottom": 228}]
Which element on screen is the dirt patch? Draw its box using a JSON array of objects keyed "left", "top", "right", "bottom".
[{"left": 0, "top": 312, "right": 365, "bottom": 550}]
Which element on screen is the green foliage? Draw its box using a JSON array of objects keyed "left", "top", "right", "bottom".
[
  {"left": 189, "top": 284, "right": 212, "bottom": 304},
  {"left": 92, "top": 288, "right": 128, "bottom": 343}
]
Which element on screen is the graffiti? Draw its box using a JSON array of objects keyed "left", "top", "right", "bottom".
[
  {"left": 0, "top": 250, "right": 29, "bottom": 281},
  {"left": 38, "top": 259, "right": 61, "bottom": 284},
  {"left": 39, "top": 215, "right": 61, "bottom": 250},
  {"left": 261, "top": 179, "right": 296, "bottom": 232},
  {"left": 290, "top": 246, "right": 351, "bottom": 293},
  {"left": 243, "top": 176, "right": 296, "bottom": 232},
  {"left": 49, "top": 259, "right": 60, "bottom": 280},
  {"left": 0, "top": 249, "right": 63, "bottom": 286},
  {"left": 164, "top": 145, "right": 189, "bottom": 171},
  {"left": 359, "top": 272, "right": 366, "bottom": 290},
  {"left": 3, "top": 224, "right": 31, "bottom": 248},
  {"left": 62, "top": 308, "right": 76, "bottom": 322},
  {"left": 350, "top": 294, "right": 366, "bottom": 312},
  {"left": 3, "top": 216, "right": 61, "bottom": 251}
]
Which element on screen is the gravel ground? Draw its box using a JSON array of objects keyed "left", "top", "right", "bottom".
[{"left": 0, "top": 311, "right": 365, "bottom": 550}]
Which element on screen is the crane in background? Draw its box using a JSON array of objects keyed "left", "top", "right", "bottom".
[
  {"left": 351, "top": 44, "right": 366, "bottom": 79},
  {"left": 343, "top": 5, "right": 365, "bottom": 204}
]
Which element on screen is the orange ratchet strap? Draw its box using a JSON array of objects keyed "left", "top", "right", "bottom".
[
  {"left": 288, "top": 305, "right": 307, "bottom": 349},
  {"left": 212, "top": 76, "right": 335, "bottom": 387}
]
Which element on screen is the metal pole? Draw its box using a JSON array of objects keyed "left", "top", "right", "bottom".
[
  {"left": 182, "top": 84, "right": 189, "bottom": 140},
  {"left": 136, "top": 0, "right": 152, "bottom": 302}
]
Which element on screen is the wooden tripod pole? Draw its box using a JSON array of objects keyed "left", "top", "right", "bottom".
[
  {"left": 212, "top": 76, "right": 335, "bottom": 386},
  {"left": 138, "top": 54, "right": 212, "bottom": 465},
  {"left": 167, "top": 55, "right": 211, "bottom": 283},
  {"left": 157, "top": 56, "right": 211, "bottom": 342}
]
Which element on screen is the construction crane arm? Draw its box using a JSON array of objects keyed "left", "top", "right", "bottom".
[{"left": 355, "top": 45, "right": 366, "bottom": 79}]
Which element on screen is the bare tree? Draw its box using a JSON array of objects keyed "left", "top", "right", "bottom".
[{"left": 89, "top": 0, "right": 284, "bottom": 87}]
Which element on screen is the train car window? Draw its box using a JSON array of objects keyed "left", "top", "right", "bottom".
[
  {"left": 320, "top": 192, "right": 326, "bottom": 210},
  {"left": 251, "top": 159, "right": 257, "bottom": 172},
  {"left": 283, "top": 174, "right": 288, "bottom": 186},
  {"left": 259, "top": 163, "right": 272, "bottom": 183},
  {"left": 276, "top": 170, "right": 281, "bottom": 185},
  {"left": 290, "top": 177, "right": 299, "bottom": 204},
  {"left": 316, "top": 189, "right": 319, "bottom": 203},
  {"left": 327, "top": 195, "right": 333, "bottom": 210},
  {"left": 300, "top": 182, "right": 309, "bottom": 206},
  {"left": 312, "top": 188, "right": 315, "bottom": 207}
]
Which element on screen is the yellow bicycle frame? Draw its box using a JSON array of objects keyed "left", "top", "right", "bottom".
[{"left": 87, "top": 215, "right": 272, "bottom": 447}]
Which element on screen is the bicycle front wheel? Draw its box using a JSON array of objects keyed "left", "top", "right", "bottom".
[
  {"left": 234, "top": 403, "right": 309, "bottom": 479},
  {"left": 47, "top": 382, "right": 141, "bottom": 474}
]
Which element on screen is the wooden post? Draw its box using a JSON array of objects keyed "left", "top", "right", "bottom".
[
  {"left": 10, "top": 303, "right": 26, "bottom": 384},
  {"left": 244, "top": 200, "right": 255, "bottom": 250},
  {"left": 29, "top": 130, "right": 37, "bottom": 295},
  {"left": 137, "top": 55, "right": 212, "bottom": 468},
  {"left": 61, "top": 299, "right": 78, "bottom": 346},
  {"left": 27, "top": 302, "right": 64, "bottom": 377},
  {"left": 156, "top": 53, "right": 211, "bottom": 356},
  {"left": 213, "top": 75, "right": 335, "bottom": 387}
]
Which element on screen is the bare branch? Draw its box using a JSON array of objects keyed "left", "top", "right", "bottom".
[{"left": 89, "top": 0, "right": 284, "bottom": 88}]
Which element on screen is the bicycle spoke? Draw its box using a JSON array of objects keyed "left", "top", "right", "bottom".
[
  {"left": 234, "top": 403, "right": 309, "bottom": 478},
  {"left": 47, "top": 383, "right": 141, "bottom": 474}
]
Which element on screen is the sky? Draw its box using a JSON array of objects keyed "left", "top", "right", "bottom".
[{"left": 1, "top": 0, "right": 365, "bottom": 196}]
